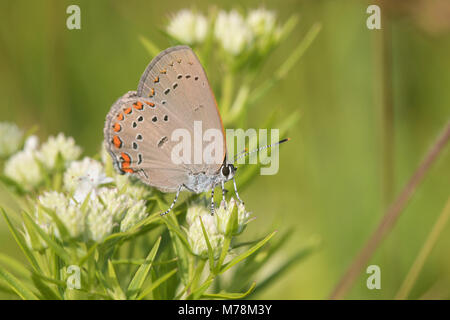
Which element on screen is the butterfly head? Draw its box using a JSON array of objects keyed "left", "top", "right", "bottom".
[{"left": 219, "top": 163, "right": 236, "bottom": 182}]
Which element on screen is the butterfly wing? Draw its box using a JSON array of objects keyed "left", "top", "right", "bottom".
[
  {"left": 137, "top": 45, "right": 226, "bottom": 175},
  {"left": 104, "top": 46, "right": 226, "bottom": 193},
  {"left": 104, "top": 92, "right": 190, "bottom": 192}
]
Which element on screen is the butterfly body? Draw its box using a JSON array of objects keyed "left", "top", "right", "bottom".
[{"left": 184, "top": 163, "right": 236, "bottom": 194}]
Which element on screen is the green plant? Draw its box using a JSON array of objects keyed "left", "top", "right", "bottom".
[{"left": 0, "top": 7, "right": 319, "bottom": 300}]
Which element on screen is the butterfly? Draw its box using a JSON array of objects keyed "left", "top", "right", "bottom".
[{"left": 104, "top": 46, "right": 287, "bottom": 215}]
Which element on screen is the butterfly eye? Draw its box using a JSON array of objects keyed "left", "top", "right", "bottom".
[{"left": 221, "top": 165, "right": 230, "bottom": 177}]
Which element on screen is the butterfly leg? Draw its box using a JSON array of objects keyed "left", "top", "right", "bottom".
[
  {"left": 210, "top": 187, "right": 216, "bottom": 215},
  {"left": 221, "top": 181, "right": 227, "bottom": 209},
  {"left": 161, "top": 186, "right": 181, "bottom": 216},
  {"left": 233, "top": 177, "right": 244, "bottom": 204}
]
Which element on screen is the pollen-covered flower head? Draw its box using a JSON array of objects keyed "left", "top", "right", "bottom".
[
  {"left": 186, "top": 204, "right": 224, "bottom": 259},
  {"left": 215, "top": 198, "right": 251, "bottom": 236},
  {"left": 35, "top": 191, "right": 85, "bottom": 239},
  {"left": 246, "top": 8, "right": 282, "bottom": 52},
  {"left": 0, "top": 122, "right": 23, "bottom": 158},
  {"left": 37, "top": 133, "right": 82, "bottom": 170},
  {"left": 4, "top": 136, "right": 42, "bottom": 191},
  {"left": 167, "top": 9, "right": 208, "bottom": 45},
  {"left": 120, "top": 199, "right": 147, "bottom": 232},
  {"left": 247, "top": 8, "right": 277, "bottom": 37},
  {"left": 214, "top": 10, "right": 253, "bottom": 55}
]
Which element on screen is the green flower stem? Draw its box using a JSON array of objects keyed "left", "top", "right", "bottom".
[
  {"left": 188, "top": 259, "right": 206, "bottom": 294},
  {"left": 215, "top": 236, "right": 231, "bottom": 274}
]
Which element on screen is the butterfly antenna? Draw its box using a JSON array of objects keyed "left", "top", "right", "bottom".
[{"left": 233, "top": 138, "right": 290, "bottom": 163}]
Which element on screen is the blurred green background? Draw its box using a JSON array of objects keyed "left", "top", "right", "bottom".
[{"left": 0, "top": 0, "right": 449, "bottom": 299}]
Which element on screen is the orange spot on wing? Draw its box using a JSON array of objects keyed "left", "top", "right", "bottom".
[
  {"left": 144, "top": 101, "right": 155, "bottom": 107},
  {"left": 113, "top": 123, "right": 121, "bottom": 132},
  {"left": 117, "top": 113, "right": 124, "bottom": 121},
  {"left": 160, "top": 69, "right": 167, "bottom": 74},
  {"left": 124, "top": 107, "right": 132, "bottom": 114},
  {"left": 133, "top": 101, "right": 144, "bottom": 110},
  {"left": 113, "top": 136, "right": 122, "bottom": 149},
  {"left": 148, "top": 88, "right": 155, "bottom": 97},
  {"left": 154, "top": 76, "right": 159, "bottom": 83},
  {"left": 120, "top": 152, "right": 134, "bottom": 173},
  {"left": 121, "top": 152, "right": 131, "bottom": 163}
]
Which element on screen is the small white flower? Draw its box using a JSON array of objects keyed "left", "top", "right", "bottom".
[
  {"left": 36, "top": 191, "right": 85, "bottom": 239},
  {"left": 120, "top": 200, "right": 147, "bottom": 232},
  {"left": 186, "top": 205, "right": 224, "bottom": 258},
  {"left": 186, "top": 203, "right": 208, "bottom": 226},
  {"left": 86, "top": 197, "right": 115, "bottom": 242},
  {"left": 167, "top": 9, "right": 208, "bottom": 44},
  {"left": 247, "top": 8, "right": 277, "bottom": 37},
  {"left": 0, "top": 122, "right": 23, "bottom": 158},
  {"left": 4, "top": 148, "right": 42, "bottom": 191},
  {"left": 215, "top": 10, "right": 253, "bottom": 55},
  {"left": 64, "top": 157, "right": 113, "bottom": 203},
  {"left": 215, "top": 198, "right": 251, "bottom": 236},
  {"left": 96, "top": 187, "right": 129, "bottom": 221},
  {"left": 37, "top": 133, "right": 82, "bottom": 170},
  {"left": 24, "top": 135, "right": 39, "bottom": 152}
]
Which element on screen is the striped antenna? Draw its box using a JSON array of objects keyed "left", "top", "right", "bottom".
[{"left": 233, "top": 138, "right": 290, "bottom": 163}]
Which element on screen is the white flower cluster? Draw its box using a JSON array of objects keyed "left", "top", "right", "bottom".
[
  {"left": 37, "top": 133, "right": 82, "bottom": 170},
  {"left": 33, "top": 187, "right": 148, "bottom": 243},
  {"left": 166, "top": 8, "right": 282, "bottom": 55},
  {"left": 4, "top": 136, "right": 42, "bottom": 191},
  {"left": 30, "top": 156, "right": 148, "bottom": 243},
  {"left": 0, "top": 122, "right": 23, "bottom": 158},
  {"left": 167, "top": 9, "right": 208, "bottom": 45},
  {"left": 0, "top": 122, "right": 152, "bottom": 243},
  {"left": 2, "top": 129, "right": 82, "bottom": 191},
  {"left": 186, "top": 198, "right": 251, "bottom": 259}
]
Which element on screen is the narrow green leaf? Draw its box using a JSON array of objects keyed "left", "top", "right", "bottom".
[
  {"left": 1, "top": 208, "right": 41, "bottom": 272},
  {"left": 215, "top": 236, "right": 231, "bottom": 274},
  {"left": 252, "top": 240, "right": 318, "bottom": 296},
  {"left": 162, "top": 217, "right": 191, "bottom": 251},
  {"left": 0, "top": 253, "right": 31, "bottom": 279},
  {"left": 203, "top": 282, "right": 256, "bottom": 299},
  {"left": 31, "top": 273, "right": 61, "bottom": 300},
  {"left": 21, "top": 211, "right": 71, "bottom": 264},
  {"left": 39, "top": 205, "right": 70, "bottom": 240},
  {"left": 78, "top": 243, "right": 99, "bottom": 266},
  {"left": 0, "top": 174, "right": 26, "bottom": 196},
  {"left": 127, "top": 236, "right": 161, "bottom": 299},
  {"left": 225, "top": 204, "right": 239, "bottom": 237},
  {"left": 112, "top": 258, "right": 178, "bottom": 266},
  {"left": 0, "top": 266, "right": 38, "bottom": 300},
  {"left": 32, "top": 272, "right": 66, "bottom": 287},
  {"left": 0, "top": 282, "right": 15, "bottom": 295},
  {"left": 220, "top": 231, "right": 277, "bottom": 274},
  {"left": 107, "top": 260, "right": 126, "bottom": 300},
  {"left": 199, "top": 216, "right": 215, "bottom": 271},
  {"left": 187, "top": 278, "right": 214, "bottom": 300},
  {"left": 137, "top": 268, "right": 178, "bottom": 300}
]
